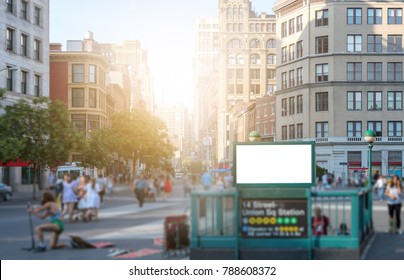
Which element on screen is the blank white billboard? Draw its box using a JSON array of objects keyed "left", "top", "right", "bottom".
[{"left": 235, "top": 144, "right": 313, "bottom": 185}]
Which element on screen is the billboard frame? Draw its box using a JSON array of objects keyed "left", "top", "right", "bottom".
[{"left": 233, "top": 141, "right": 316, "bottom": 188}]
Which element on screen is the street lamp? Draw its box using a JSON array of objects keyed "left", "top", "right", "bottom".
[
  {"left": 249, "top": 130, "right": 261, "bottom": 142},
  {"left": 364, "top": 130, "right": 376, "bottom": 188}
]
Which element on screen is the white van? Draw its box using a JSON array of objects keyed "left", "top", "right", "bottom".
[{"left": 56, "top": 162, "right": 98, "bottom": 183}]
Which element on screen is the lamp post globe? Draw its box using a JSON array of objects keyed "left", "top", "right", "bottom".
[
  {"left": 364, "top": 130, "right": 376, "bottom": 144},
  {"left": 248, "top": 131, "right": 261, "bottom": 142}
]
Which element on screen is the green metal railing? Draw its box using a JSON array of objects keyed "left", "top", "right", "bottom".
[{"left": 190, "top": 187, "right": 373, "bottom": 257}]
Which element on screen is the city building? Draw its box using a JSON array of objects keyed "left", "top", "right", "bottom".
[
  {"left": 273, "top": 0, "right": 404, "bottom": 180},
  {"left": 0, "top": 0, "right": 50, "bottom": 186},
  {"left": 155, "top": 104, "right": 193, "bottom": 171},
  {"left": 217, "top": 0, "right": 277, "bottom": 165},
  {"left": 193, "top": 19, "right": 219, "bottom": 165},
  {"left": 255, "top": 93, "right": 277, "bottom": 141}
]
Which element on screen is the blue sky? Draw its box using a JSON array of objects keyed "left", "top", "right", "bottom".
[{"left": 50, "top": 0, "right": 275, "bottom": 110}]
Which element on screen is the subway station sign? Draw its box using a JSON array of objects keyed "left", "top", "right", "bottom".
[{"left": 240, "top": 199, "right": 308, "bottom": 238}]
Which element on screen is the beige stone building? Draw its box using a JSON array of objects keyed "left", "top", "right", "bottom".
[
  {"left": 218, "top": 0, "right": 277, "bottom": 164},
  {"left": 274, "top": 0, "right": 404, "bottom": 180}
]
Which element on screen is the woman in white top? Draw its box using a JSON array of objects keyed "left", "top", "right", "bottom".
[
  {"left": 84, "top": 178, "right": 100, "bottom": 221},
  {"left": 385, "top": 175, "right": 402, "bottom": 234},
  {"left": 61, "top": 174, "right": 78, "bottom": 222}
]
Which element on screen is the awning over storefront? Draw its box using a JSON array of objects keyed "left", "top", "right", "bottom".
[{"left": 0, "top": 159, "right": 31, "bottom": 167}]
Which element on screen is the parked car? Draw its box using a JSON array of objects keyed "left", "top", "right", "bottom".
[{"left": 0, "top": 183, "right": 13, "bottom": 201}]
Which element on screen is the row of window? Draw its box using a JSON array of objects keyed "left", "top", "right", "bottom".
[
  {"left": 71, "top": 114, "right": 106, "bottom": 132},
  {"left": 281, "top": 14, "right": 303, "bottom": 38},
  {"left": 256, "top": 120, "right": 276, "bottom": 136},
  {"left": 226, "top": 5, "right": 245, "bottom": 20},
  {"left": 6, "top": 28, "right": 42, "bottom": 61},
  {"left": 281, "top": 67, "right": 303, "bottom": 89},
  {"left": 227, "top": 38, "right": 275, "bottom": 49},
  {"left": 281, "top": 91, "right": 402, "bottom": 116},
  {"left": 6, "top": 0, "right": 42, "bottom": 26},
  {"left": 226, "top": 82, "right": 276, "bottom": 95},
  {"left": 226, "top": 22, "right": 276, "bottom": 33},
  {"left": 227, "top": 53, "right": 276, "bottom": 65},
  {"left": 227, "top": 68, "right": 276, "bottom": 81},
  {"left": 71, "top": 88, "right": 104, "bottom": 109},
  {"left": 71, "top": 64, "right": 107, "bottom": 87},
  {"left": 281, "top": 41, "right": 303, "bottom": 63},
  {"left": 281, "top": 120, "right": 403, "bottom": 140},
  {"left": 347, "top": 7, "right": 402, "bottom": 25},
  {"left": 256, "top": 103, "right": 276, "bottom": 118},
  {"left": 5, "top": 67, "right": 41, "bottom": 96}
]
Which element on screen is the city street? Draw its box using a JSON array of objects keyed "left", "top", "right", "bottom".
[
  {"left": 0, "top": 183, "right": 403, "bottom": 260},
  {"left": 0, "top": 181, "right": 191, "bottom": 260}
]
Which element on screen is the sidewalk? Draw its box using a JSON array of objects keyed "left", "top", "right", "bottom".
[{"left": 364, "top": 232, "right": 404, "bottom": 259}]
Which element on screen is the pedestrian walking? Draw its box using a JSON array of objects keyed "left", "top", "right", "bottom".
[
  {"left": 182, "top": 173, "right": 191, "bottom": 197},
  {"left": 201, "top": 170, "right": 213, "bottom": 191},
  {"left": 84, "top": 178, "right": 101, "bottom": 221},
  {"left": 96, "top": 174, "right": 107, "bottom": 204},
  {"left": 312, "top": 207, "right": 331, "bottom": 236},
  {"left": 163, "top": 175, "right": 172, "bottom": 201},
  {"left": 385, "top": 175, "right": 402, "bottom": 234},
  {"left": 61, "top": 174, "right": 78, "bottom": 223},
  {"left": 134, "top": 174, "right": 148, "bottom": 207},
  {"left": 374, "top": 174, "right": 387, "bottom": 200},
  {"left": 28, "top": 192, "right": 65, "bottom": 252},
  {"left": 107, "top": 174, "right": 115, "bottom": 199}
]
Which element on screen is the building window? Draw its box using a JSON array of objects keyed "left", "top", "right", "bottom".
[
  {"left": 315, "top": 9, "right": 329, "bottom": 26},
  {"left": 267, "top": 54, "right": 276, "bottom": 64},
  {"left": 368, "top": 121, "right": 382, "bottom": 137},
  {"left": 256, "top": 106, "right": 261, "bottom": 118},
  {"left": 236, "top": 69, "right": 243, "bottom": 79},
  {"left": 20, "top": 34, "right": 28, "bottom": 56},
  {"left": 6, "top": 68, "right": 14, "bottom": 91},
  {"left": 296, "top": 41, "right": 303, "bottom": 58},
  {"left": 89, "top": 89, "right": 97, "bottom": 108},
  {"left": 289, "top": 125, "right": 295, "bottom": 140},
  {"left": 347, "top": 62, "right": 362, "bottom": 81},
  {"left": 72, "top": 89, "right": 84, "bottom": 107},
  {"left": 289, "top": 18, "right": 295, "bottom": 35},
  {"left": 34, "top": 6, "right": 41, "bottom": 26},
  {"left": 250, "top": 84, "right": 260, "bottom": 95},
  {"left": 250, "top": 69, "right": 260, "bottom": 79},
  {"left": 367, "top": 35, "right": 382, "bottom": 52},
  {"left": 388, "top": 35, "right": 403, "bottom": 52},
  {"left": 388, "top": 122, "right": 402, "bottom": 137},
  {"left": 289, "top": 97, "right": 295, "bottom": 115},
  {"left": 289, "top": 70, "right": 295, "bottom": 87},
  {"left": 267, "top": 69, "right": 276, "bottom": 80},
  {"left": 236, "top": 54, "right": 244, "bottom": 64},
  {"left": 266, "top": 39, "right": 275, "bottom": 49},
  {"left": 367, "top": 8, "right": 382, "bottom": 24},
  {"left": 281, "top": 126, "right": 287, "bottom": 140},
  {"left": 228, "top": 54, "right": 235, "bottom": 65},
  {"left": 88, "top": 115, "right": 100, "bottom": 131},
  {"left": 21, "top": 0, "right": 28, "bottom": 20},
  {"left": 347, "top": 121, "right": 362, "bottom": 138},
  {"left": 387, "top": 62, "right": 403, "bottom": 81},
  {"left": 6, "top": 28, "right": 14, "bottom": 51},
  {"left": 250, "top": 39, "right": 261, "bottom": 48},
  {"left": 347, "top": 91, "right": 362, "bottom": 111},
  {"left": 347, "top": 35, "right": 362, "bottom": 52},
  {"left": 388, "top": 8, "right": 402, "bottom": 24},
  {"left": 297, "top": 123, "right": 303, "bottom": 138},
  {"left": 281, "top": 22, "right": 287, "bottom": 38},
  {"left": 281, "top": 72, "right": 287, "bottom": 89},
  {"left": 316, "top": 122, "right": 329, "bottom": 138},
  {"left": 250, "top": 53, "right": 260, "bottom": 64},
  {"left": 267, "top": 84, "right": 276, "bottom": 94},
  {"left": 21, "top": 70, "right": 27, "bottom": 94},
  {"left": 289, "top": 44, "right": 295, "bottom": 60},
  {"left": 367, "top": 91, "right": 382, "bottom": 111},
  {"left": 281, "top": 47, "right": 287, "bottom": 63},
  {"left": 34, "top": 75, "right": 40, "bottom": 97},
  {"left": 387, "top": 91, "right": 402, "bottom": 111},
  {"left": 6, "top": 0, "right": 13, "bottom": 13},
  {"left": 297, "top": 15, "right": 303, "bottom": 31},
  {"left": 33, "top": 39, "right": 41, "bottom": 60},
  {"left": 347, "top": 8, "right": 362, "bottom": 24},
  {"left": 281, "top": 98, "right": 287, "bottom": 116},
  {"left": 71, "top": 114, "right": 86, "bottom": 132},
  {"left": 316, "top": 64, "right": 328, "bottom": 82},
  {"left": 316, "top": 92, "right": 328, "bottom": 112},
  {"left": 367, "top": 62, "right": 382, "bottom": 81},
  {"left": 72, "top": 64, "right": 84, "bottom": 83},
  {"left": 297, "top": 67, "right": 303, "bottom": 85},
  {"left": 297, "top": 95, "right": 303, "bottom": 114},
  {"left": 89, "top": 65, "right": 96, "bottom": 83},
  {"left": 316, "top": 36, "right": 328, "bottom": 54},
  {"left": 264, "top": 105, "right": 268, "bottom": 116},
  {"left": 227, "top": 39, "right": 243, "bottom": 49}
]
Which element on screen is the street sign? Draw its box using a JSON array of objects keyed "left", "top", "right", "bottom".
[
  {"left": 339, "top": 162, "right": 348, "bottom": 166},
  {"left": 240, "top": 199, "right": 308, "bottom": 238}
]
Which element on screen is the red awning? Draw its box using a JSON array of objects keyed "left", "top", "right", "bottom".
[{"left": 0, "top": 159, "right": 31, "bottom": 167}]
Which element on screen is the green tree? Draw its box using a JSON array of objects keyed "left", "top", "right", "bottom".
[{"left": 0, "top": 97, "right": 79, "bottom": 199}]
